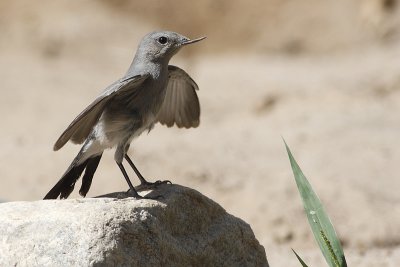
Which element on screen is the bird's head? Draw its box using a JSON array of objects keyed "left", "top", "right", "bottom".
[{"left": 136, "top": 31, "right": 206, "bottom": 63}]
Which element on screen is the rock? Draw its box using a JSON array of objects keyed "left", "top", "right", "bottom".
[{"left": 0, "top": 184, "right": 268, "bottom": 267}]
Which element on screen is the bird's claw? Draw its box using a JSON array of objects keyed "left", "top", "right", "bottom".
[
  {"left": 153, "top": 180, "right": 172, "bottom": 185},
  {"left": 136, "top": 179, "right": 172, "bottom": 190}
]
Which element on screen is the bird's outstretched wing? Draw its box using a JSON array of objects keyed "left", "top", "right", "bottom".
[
  {"left": 156, "top": 65, "right": 200, "bottom": 128},
  {"left": 53, "top": 74, "right": 150, "bottom": 151}
]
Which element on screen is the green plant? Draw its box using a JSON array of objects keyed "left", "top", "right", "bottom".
[{"left": 284, "top": 141, "right": 347, "bottom": 267}]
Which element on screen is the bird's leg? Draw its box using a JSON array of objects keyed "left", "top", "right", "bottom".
[
  {"left": 124, "top": 154, "right": 171, "bottom": 189},
  {"left": 117, "top": 162, "right": 141, "bottom": 198},
  {"left": 117, "top": 162, "right": 160, "bottom": 199}
]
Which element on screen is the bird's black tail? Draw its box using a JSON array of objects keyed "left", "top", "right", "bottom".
[{"left": 44, "top": 153, "right": 103, "bottom": 199}]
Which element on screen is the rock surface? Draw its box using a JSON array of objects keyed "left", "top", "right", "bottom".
[{"left": 0, "top": 185, "right": 268, "bottom": 267}]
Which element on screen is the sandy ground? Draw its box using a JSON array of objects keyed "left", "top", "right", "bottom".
[{"left": 1, "top": 0, "right": 400, "bottom": 265}]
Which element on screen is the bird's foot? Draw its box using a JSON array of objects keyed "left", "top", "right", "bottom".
[{"left": 136, "top": 179, "right": 172, "bottom": 191}]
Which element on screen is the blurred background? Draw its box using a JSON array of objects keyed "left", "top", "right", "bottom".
[{"left": 1, "top": 0, "right": 400, "bottom": 265}]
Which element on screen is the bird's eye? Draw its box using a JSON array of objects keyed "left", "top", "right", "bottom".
[{"left": 158, "top": 36, "right": 168, "bottom": 45}]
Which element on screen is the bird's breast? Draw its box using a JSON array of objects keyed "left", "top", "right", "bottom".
[{"left": 96, "top": 72, "right": 168, "bottom": 148}]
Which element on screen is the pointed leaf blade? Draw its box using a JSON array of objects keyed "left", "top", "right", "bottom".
[{"left": 284, "top": 140, "right": 347, "bottom": 267}]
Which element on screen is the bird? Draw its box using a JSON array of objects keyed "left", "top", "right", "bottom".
[{"left": 43, "top": 31, "right": 205, "bottom": 200}]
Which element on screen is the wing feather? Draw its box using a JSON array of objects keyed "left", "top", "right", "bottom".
[
  {"left": 156, "top": 65, "right": 200, "bottom": 128},
  {"left": 53, "top": 74, "right": 149, "bottom": 151}
]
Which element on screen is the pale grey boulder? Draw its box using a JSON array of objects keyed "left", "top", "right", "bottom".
[{"left": 0, "top": 185, "right": 268, "bottom": 267}]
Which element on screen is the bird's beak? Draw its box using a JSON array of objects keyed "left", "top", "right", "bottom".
[{"left": 181, "top": 36, "right": 207, "bottom": 46}]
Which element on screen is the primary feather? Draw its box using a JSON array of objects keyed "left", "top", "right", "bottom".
[
  {"left": 53, "top": 74, "right": 149, "bottom": 151},
  {"left": 156, "top": 65, "right": 200, "bottom": 128}
]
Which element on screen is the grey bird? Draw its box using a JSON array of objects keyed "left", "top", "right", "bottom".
[{"left": 44, "top": 31, "right": 205, "bottom": 200}]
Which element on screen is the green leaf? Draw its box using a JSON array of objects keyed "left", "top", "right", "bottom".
[
  {"left": 284, "top": 140, "right": 347, "bottom": 267},
  {"left": 292, "top": 249, "right": 309, "bottom": 267}
]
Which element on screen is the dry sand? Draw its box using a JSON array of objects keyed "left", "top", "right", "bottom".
[{"left": 1, "top": 0, "right": 400, "bottom": 265}]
